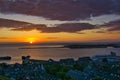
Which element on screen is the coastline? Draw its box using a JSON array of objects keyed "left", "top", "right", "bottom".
[
  {"left": 18, "top": 43, "right": 120, "bottom": 50},
  {"left": 0, "top": 52, "right": 120, "bottom": 80}
]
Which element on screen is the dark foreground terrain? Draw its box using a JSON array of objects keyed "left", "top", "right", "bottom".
[{"left": 0, "top": 52, "right": 120, "bottom": 80}]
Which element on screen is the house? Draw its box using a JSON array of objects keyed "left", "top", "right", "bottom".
[{"left": 92, "top": 52, "right": 120, "bottom": 62}]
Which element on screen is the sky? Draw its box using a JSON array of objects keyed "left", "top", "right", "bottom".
[{"left": 0, "top": 0, "right": 120, "bottom": 43}]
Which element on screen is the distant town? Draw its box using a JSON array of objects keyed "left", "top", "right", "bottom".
[{"left": 0, "top": 52, "right": 120, "bottom": 80}]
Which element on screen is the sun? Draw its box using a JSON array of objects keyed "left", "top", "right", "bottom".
[
  {"left": 30, "top": 41, "right": 33, "bottom": 44},
  {"left": 26, "top": 37, "right": 36, "bottom": 44}
]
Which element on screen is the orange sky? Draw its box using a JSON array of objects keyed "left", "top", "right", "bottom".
[
  {"left": 0, "top": 28, "right": 120, "bottom": 43},
  {"left": 0, "top": 13, "right": 120, "bottom": 44},
  {"left": 0, "top": 1, "right": 120, "bottom": 43}
]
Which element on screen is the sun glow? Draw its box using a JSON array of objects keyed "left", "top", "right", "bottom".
[
  {"left": 30, "top": 41, "right": 33, "bottom": 44},
  {"left": 27, "top": 37, "right": 37, "bottom": 44}
]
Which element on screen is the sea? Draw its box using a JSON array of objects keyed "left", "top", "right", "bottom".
[{"left": 0, "top": 44, "right": 120, "bottom": 64}]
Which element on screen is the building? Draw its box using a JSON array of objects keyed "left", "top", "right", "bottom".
[{"left": 92, "top": 52, "right": 120, "bottom": 62}]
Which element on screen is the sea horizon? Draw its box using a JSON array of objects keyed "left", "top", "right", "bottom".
[{"left": 0, "top": 43, "right": 120, "bottom": 64}]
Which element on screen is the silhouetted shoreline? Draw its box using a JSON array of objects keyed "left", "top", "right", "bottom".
[
  {"left": 64, "top": 43, "right": 120, "bottom": 49},
  {"left": 18, "top": 43, "right": 120, "bottom": 49}
]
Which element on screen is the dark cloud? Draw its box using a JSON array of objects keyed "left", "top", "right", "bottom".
[
  {"left": 42, "top": 23, "right": 96, "bottom": 33},
  {"left": 11, "top": 24, "right": 46, "bottom": 31},
  {"left": 12, "top": 23, "right": 96, "bottom": 33},
  {"left": 0, "top": 18, "right": 46, "bottom": 31},
  {"left": 0, "top": 18, "right": 96, "bottom": 33},
  {"left": 1, "top": 18, "right": 120, "bottom": 33},
  {"left": 103, "top": 20, "right": 120, "bottom": 31},
  {"left": 0, "top": 18, "right": 31, "bottom": 28},
  {"left": 0, "top": 0, "right": 120, "bottom": 20}
]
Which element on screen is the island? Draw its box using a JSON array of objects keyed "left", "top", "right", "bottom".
[{"left": 64, "top": 43, "right": 120, "bottom": 49}]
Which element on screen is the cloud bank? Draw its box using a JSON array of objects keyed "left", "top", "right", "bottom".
[
  {"left": 0, "top": 0, "right": 120, "bottom": 21},
  {"left": 0, "top": 0, "right": 120, "bottom": 33},
  {"left": 0, "top": 18, "right": 120, "bottom": 33},
  {"left": 0, "top": 18, "right": 96, "bottom": 33},
  {"left": 103, "top": 20, "right": 120, "bottom": 31}
]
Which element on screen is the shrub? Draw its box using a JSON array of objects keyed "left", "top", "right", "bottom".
[
  {"left": 0, "top": 75, "right": 9, "bottom": 80},
  {"left": 72, "top": 64, "right": 84, "bottom": 72}
]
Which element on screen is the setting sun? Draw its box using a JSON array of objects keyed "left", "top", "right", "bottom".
[
  {"left": 26, "top": 37, "right": 37, "bottom": 44},
  {"left": 30, "top": 41, "right": 33, "bottom": 44}
]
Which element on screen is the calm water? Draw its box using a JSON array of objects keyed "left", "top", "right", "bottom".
[{"left": 0, "top": 44, "right": 120, "bottom": 64}]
